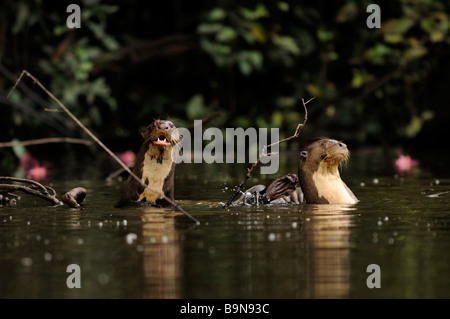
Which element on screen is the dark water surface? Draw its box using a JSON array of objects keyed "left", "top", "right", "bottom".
[{"left": 1, "top": 154, "right": 450, "bottom": 299}]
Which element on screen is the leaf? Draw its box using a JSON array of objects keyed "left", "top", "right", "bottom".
[
  {"left": 404, "top": 115, "right": 423, "bottom": 137},
  {"left": 186, "top": 94, "right": 207, "bottom": 119},
  {"left": 335, "top": 3, "right": 358, "bottom": 23},
  {"left": 378, "top": 18, "right": 414, "bottom": 35},
  {"left": 402, "top": 46, "right": 427, "bottom": 63},
  {"left": 271, "top": 111, "right": 284, "bottom": 127},
  {"left": 240, "top": 4, "right": 269, "bottom": 20},
  {"left": 216, "top": 26, "right": 237, "bottom": 42},
  {"left": 277, "top": 2, "right": 290, "bottom": 12},
  {"left": 11, "top": 139, "right": 26, "bottom": 159},
  {"left": 197, "top": 23, "right": 223, "bottom": 34},
  {"left": 250, "top": 23, "right": 267, "bottom": 43},
  {"left": 238, "top": 59, "right": 252, "bottom": 76},
  {"left": 208, "top": 8, "right": 226, "bottom": 21},
  {"left": 364, "top": 43, "right": 392, "bottom": 64},
  {"left": 306, "top": 84, "right": 322, "bottom": 97},
  {"left": 273, "top": 35, "right": 300, "bottom": 55},
  {"left": 12, "top": 2, "right": 29, "bottom": 34}
]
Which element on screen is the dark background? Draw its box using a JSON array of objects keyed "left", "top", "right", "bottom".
[{"left": 1, "top": 0, "right": 449, "bottom": 175}]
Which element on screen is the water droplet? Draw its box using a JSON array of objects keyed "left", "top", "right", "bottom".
[
  {"left": 44, "top": 252, "right": 52, "bottom": 262},
  {"left": 98, "top": 273, "right": 109, "bottom": 285},
  {"left": 21, "top": 257, "right": 33, "bottom": 266},
  {"left": 126, "top": 233, "right": 137, "bottom": 244}
]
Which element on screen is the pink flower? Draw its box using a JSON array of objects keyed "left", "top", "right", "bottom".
[
  {"left": 395, "top": 154, "right": 419, "bottom": 173},
  {"left": 118, "top": 150, "right": 136, "bottom": 167},
  {"left": 27, "top": 165, "right": 48, "bottom": 181},
  {"left": 20, "top": 152, "right": 38, "bottom": 169},
  {"left": 19, "top": 152, "right": 50, "bottom": 181}
]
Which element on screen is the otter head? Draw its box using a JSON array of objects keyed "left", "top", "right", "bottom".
[
  {"left": 141, "top": 120, "right": 182, "bottom": 152},
  {"left": 299, "top": 139, "right": 349, "bottom": 176},
  {"left": 298, "top": 138, "right": 357, "bottom": 204}
]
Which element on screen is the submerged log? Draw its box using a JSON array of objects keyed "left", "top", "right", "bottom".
[{"left": 62, "top": 187, "right": 87, "bottom": 208}]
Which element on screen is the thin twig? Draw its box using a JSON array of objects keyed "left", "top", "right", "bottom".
[
  {"left": 0, "top": 185, "right": 61, "bottom": 205},
  {"left": 223, "top": 97, "right": 313, "bottom": 208},
  {"left": 8, "top": 70, "right": 199, "bottom": 225},
  {"left": 0, "top": 176, "right": 49, "bottom": 194},
  {"left": 0, "top": 137, "right": 92, "bottom": 148},
  {"left": 0, "top": 177, "right": 61, "bottom": 206}
]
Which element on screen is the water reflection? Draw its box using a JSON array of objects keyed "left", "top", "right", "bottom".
[
  {"left": 302, "top": 204, "right": 356, "bottom": 298},
  {"left": 140, "top": 207, "right": 182, "bottom": 298}
]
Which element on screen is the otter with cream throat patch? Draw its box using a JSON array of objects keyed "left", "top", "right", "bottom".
[
  {"left": 231, "top": 138, "right": 358, "bottom": 206},
  {"left": 298, "top": 138, "right": 358, "bottom": 204},
  {"left": 117, "top": 120, "right": 182, "bottom": 207}
]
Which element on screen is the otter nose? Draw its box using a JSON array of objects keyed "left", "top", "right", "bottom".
[{"left": 159, "top": 121, "right": 174, "bottom": 130}]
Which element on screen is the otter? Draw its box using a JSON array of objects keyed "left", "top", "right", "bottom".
[
  {"left": 116, "top": 120, "right": 182, "bottom": 207},
  {"left": 298, "top": 138, "right": 358, "bottom": 204},
  {"left": 231, "top": 138, "right": 358, "bottom": 206},
  {"left": 231, "top": 174, "right": 303, "bottom": 206}
]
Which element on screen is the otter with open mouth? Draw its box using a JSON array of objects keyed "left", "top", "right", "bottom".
[
  {"left": 232, "top": 138, "right": 358, "bottom": 205},
  {"left": 116, "top": 120, "right": 182, "bottom": 207}
]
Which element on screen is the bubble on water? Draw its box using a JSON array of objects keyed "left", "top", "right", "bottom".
[
  {"left": 21, "top": 257, "right": 33, "bottom": 267},
  {"left": 98, "top": 222, "right": 103, "bottom": 228},
  {"left": 77, "top": 238, "right": 84, "bottom": 245},
  {"left": 126, "top": 233, "right": 137, "bottom": 244},
  {"left": 161, "top": 236, "right": 169, "bottom": 244},
  {"left": 373, "top": 178, "right": 379, "bottom": 184},
  {"left": 98, "top": 273, "right": 109, "bottom": 285},
  {"left": 268, "top": 233, "right": 276, "bottom": 241},
  {"left": 122, "top": 219, "right": 128, "bottom": 226},
  {"left": 292, "top": 222, "right": 298, "bottom": 228},
  {"left": 360, "top": 182, "right": 366, "bottom": 187},
  {"left": 44, "top": 252, "right": 52, "bottom": 262}
]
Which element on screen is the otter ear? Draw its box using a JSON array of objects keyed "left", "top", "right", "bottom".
[{"left": 300, "top": 151, "right": 308, "bottom": 159}]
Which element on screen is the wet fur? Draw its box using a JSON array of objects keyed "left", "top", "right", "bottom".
[
  {"left": 298, "top": 138, "right": 358, "bottom": 204},
  {"left": 116, "top": 120, "right": 181, "bottom": 207}
]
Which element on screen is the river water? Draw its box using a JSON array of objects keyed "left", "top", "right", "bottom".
[{"left": 0, "top": 152, "right": 449, "bottom": 299}]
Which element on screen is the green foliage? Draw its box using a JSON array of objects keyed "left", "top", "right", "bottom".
[{"left": 1, "top": 0, "right": 449, "bottom": 159}]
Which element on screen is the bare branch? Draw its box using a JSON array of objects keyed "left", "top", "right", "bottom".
[
  {"left": 0, "top": 137, "right": 92, "bottom": 148},
  {"left": 0, "top": 177, "right": 61, "bottom": 206},
  {"left": 8, "top": 70, "right": 199, "bottom": 225}
]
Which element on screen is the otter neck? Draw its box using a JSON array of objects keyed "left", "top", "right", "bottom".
[{"left": 301, "top": 161, "right": 358, "bottom": 205}]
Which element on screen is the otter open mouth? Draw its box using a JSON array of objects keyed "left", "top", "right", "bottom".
[{"left": 154, "top": 135, "right": 170, "bottom": 148}]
